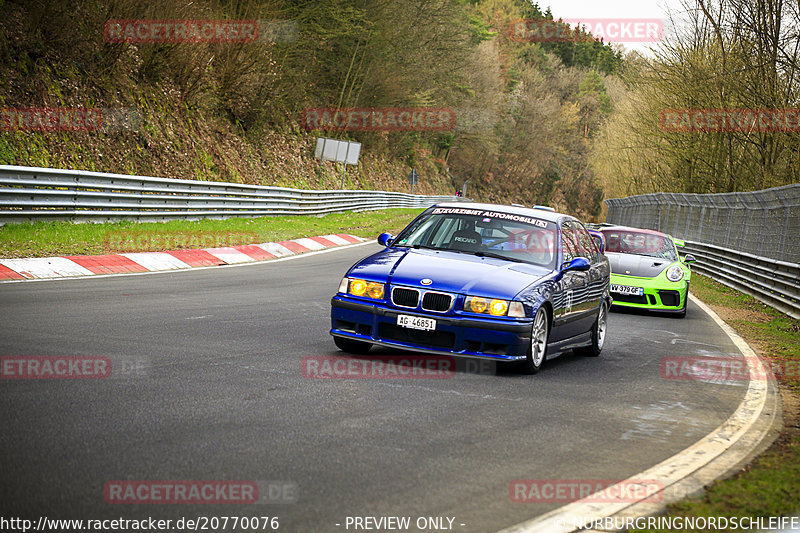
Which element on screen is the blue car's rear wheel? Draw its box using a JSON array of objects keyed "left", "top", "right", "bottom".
[
  {"left": 333, "top": 336, "right": 372, "bottom": 354},
  {"left": 520, "top": 307, "right": 549, "bottom": 374},
  {"left": 577, "top": 300, "right": 607, "bottom": 357}
]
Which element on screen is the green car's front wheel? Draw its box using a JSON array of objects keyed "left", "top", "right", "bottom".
[{"left": 676, "top": 285, "right": 689, "bottom": 318}]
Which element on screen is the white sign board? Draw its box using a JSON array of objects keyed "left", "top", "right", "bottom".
[
  {"left": 314, "top": 137, "right": 361, "bottom": 166},
  {"left": 336, "top": 141, "right": 349, "bottom": 163},
  {"left": 322, "top": 139, "right": 339, "bottom": 161},
  {"left": 345, "top": 142, "right": 360, "bottom": 165},
  {"left": 314, "top": 137, "right": 325, "bottom": 159}
]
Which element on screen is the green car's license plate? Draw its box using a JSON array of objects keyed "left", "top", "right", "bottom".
[{"left": 611, "top": 284, "right": 644, "bottom": 296}]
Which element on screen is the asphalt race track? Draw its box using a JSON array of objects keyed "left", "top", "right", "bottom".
[{"left": 1, "top": 244, "right": 749, "bottom": 532}]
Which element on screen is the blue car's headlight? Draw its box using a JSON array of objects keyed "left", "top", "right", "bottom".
[
  {"left": 339, "top": 277, "right": 385, "bottom": 300},
  {"left": 464, "top": 296, "right": 526, "bottom": 318},
  {"left": 666, "top": 265, "right": 684, "bottom": 282}
]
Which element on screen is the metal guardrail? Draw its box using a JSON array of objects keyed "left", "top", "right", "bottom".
[
  {"left": 0, "top": 165, "right": 462, "bottom": 224},
  {"left": 605, "top": 184, "right": 800, "bottom": 264},
  {"left": 605, "top": 186, "right": 800, "bottom": 319},
  {"left": 682, "top": 241, "right": 800, "bottom": 319}
]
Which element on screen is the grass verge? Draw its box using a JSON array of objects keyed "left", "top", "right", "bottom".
[
  {"left": 0, "top": 209, "right": 423, "bottom": 258},
  {"left": 632, "top": 272, "right": 800, "bottom": 532}
]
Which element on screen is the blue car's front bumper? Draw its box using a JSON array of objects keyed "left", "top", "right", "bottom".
[{"left": 330, "top": 296, "right": 533, "bottom": 361}]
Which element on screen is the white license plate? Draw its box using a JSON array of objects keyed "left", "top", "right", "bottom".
[
  {"left": 611, "top": 284, "right": 644, "bottom": 296},
  {"left": 397, "top": 314, "right": 436, "bottom": 331}
]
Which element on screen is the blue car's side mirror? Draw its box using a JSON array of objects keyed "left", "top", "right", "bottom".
[
  {"left": 377, "top": 233, "right": 394, "bottom": 247},
  {"left": 562, "top": 257, "right": 591, "bottom": 272}
]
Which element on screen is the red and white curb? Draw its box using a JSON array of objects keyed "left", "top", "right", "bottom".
[{"left": 0, "top": 234, "right": 364, "bottom": 281}]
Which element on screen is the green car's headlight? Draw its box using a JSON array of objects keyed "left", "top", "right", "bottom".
[
  {"left": 666, "top": 265, "right": 684, "bottom": 282},
  {"left": 340, "top": 277, "right": 385, "bottom": 299}
]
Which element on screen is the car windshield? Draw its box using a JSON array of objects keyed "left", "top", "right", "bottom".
[
  {"left": 393, "top": 207, "right": 557, "bottom": 268},
  {"left": 601, "top": 230, "right": 678, "bottom": 261}
]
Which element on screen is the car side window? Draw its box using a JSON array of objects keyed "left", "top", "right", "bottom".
[
  {"left": 574, "top": 222, "right": 598, "bottom": 263},
  {"left": 561, "top": 221, "right": 579, "bottom": 264},
  {"left": 591, "top": 234, "right": 604, "bottom": 254}
]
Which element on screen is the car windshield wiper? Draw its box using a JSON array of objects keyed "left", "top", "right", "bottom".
[
  {"left": 414, "top": 245, "right": 471, "bottom": 255},
  {"left": 474, "top": 251, "right": 527, "bottom": 263},
  {"left": 622, "top": 252, "right": 679, "bottom": 262},
  {"left": 621, "top": 251, "right": 662, "bottom": 259}
]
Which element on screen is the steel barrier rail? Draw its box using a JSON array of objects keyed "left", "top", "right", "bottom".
[
  {"left": 681, "top": 241, "right": 800, "bottom": 319},
  {"left": 605, "top": 185, "right": 800, "bottom": 318},
  {"left": 605, "top": 184, "right": 800, "bottom": 264},
  {"left": 0, "top": 165, "right": 463, "bottom": 224}
]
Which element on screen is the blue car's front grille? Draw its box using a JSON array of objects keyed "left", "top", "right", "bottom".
[
  {"left": 422, "top": 292, "right": 452, "bottom": 312},
  {"left": 392, "top": 287, "right": 420, "bottom": 308},
  {"left": 391, "top": 286, "right": 453, "bottom": 313}
]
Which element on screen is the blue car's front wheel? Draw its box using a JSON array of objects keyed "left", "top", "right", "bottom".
[{"left": 520, "top": 307, "right": 549, "bottom": 374}]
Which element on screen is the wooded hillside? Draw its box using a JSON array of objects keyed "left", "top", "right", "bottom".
[{"left": 1, "top": 0, "right": 794, "bottom": 219}]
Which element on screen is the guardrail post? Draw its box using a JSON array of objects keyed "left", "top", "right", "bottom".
[{"left": 779, "top": 191, "right": 791, "bottom": 263}]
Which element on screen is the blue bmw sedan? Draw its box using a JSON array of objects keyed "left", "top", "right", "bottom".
[{"left": 330, "top": 203, "right": 611, "bottom": 373}]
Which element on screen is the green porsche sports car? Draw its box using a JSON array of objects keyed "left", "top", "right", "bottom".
[{"left": 596, "top": 225, "right": 696, "bottom": 317}]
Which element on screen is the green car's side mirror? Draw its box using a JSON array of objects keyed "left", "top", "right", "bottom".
[{"left": 682, "top": 254, "right": 697, "bottom": 264}]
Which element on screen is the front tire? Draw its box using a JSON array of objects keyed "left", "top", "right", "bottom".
[
  {"left": 577, "top": 300, "right": 607, "bottom": 357},
  {"left": 676, "top": 284, "right": 689, "bottom": 318},
  {"left": 520, "top": 307, "right": 549, "bottom": 374},
  {"left": 333, "top": 336, "right": 372, "bottom": 354}
]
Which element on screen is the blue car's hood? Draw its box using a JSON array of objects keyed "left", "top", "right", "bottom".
[{"left": 348, "top": 248, "right": 551, "bottom": 299}]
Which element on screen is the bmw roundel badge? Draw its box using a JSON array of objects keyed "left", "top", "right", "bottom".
[{"left": 420, "top": 278, "right": 433, "bottom": 285}]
